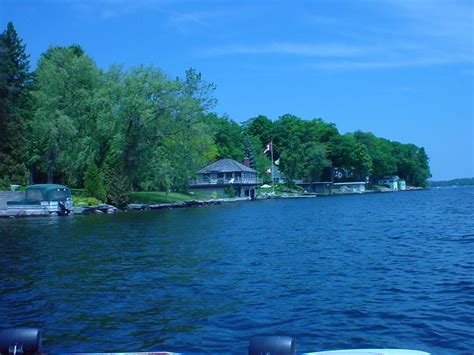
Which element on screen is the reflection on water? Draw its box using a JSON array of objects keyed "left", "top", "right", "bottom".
[{"left": 1, "top": 187, "right": 473, "bottom": 353}]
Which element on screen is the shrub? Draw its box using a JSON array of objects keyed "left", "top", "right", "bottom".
[
  {"left": 73, "top": 196, "right": 101, "bottom": 207},
  {"left": 224, "top": 187, "right": 236, "bottom": 198},
  {"left": 84, "top": 163, "right": 107, "bottom": 202},
  {"left": 0, "top": 178, "right": 10, "bottom": 191},
  {"left": 103, "top": 155, "right": 130, "bottom": 208}
]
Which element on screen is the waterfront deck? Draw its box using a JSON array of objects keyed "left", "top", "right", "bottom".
[{"left": 189, "top": 177, "right": 262, "bottom": 187}]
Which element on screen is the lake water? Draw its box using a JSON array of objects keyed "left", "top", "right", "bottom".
[{"left": 0, "top": 187, "right": 473, "bottom": 354}]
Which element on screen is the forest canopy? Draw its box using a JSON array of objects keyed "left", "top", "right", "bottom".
[{"left": 0, "top": 22, "right": 431, "bottom": 203}]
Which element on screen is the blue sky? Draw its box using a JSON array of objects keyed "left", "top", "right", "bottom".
[{"left": 2, "top": 0, "right": 473, "bottom": 180}]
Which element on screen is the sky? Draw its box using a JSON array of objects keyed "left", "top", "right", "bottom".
[{"left": 1, "top": 0, "right": 473, "bottom": 180}]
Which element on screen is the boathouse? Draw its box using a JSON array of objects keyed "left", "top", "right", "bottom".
[
  {"left": 333, "top": 181, "right": 366, "bottom": 193},
  {"left": 378, "top": 175, "right": 400, "bottom": 190},
  {"left": 189, "top": 158, "right": 262, "bottom": 199},
  {"left": 297, "top": 182, "right": 333, "bottom": 195}
]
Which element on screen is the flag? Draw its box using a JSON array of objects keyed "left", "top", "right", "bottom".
[
  {"left": 265, "top": 168, "right": 272, "bottom": 174},
  {"left": 275, "top": 158, "right": 280, "bottom": 166},
  {"left": 263, "top": 142, "right": 272, "bottom": 154}
]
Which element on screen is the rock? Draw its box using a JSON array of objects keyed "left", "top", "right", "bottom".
[
  {"left": 73, "top": 207, "right": 85, "bottom": 214},
  {"left": 127, "top": 204, "right": 149, "bottom": 211}
]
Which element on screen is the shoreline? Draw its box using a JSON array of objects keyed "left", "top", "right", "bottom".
[{"left": 0, "top": 187, "right": 426, "bottom": 219}]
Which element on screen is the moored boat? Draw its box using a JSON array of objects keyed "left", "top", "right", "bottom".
[{"left": 6, "top": 184, "right": 73, "bottom": 216}]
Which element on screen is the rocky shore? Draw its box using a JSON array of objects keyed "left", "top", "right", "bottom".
[{"left": 0, "top": 188, "right": 424, "bottom": 218}]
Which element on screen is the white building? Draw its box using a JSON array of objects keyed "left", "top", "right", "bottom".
[
  {"left": 378, "top": 176, "right": 400, "bottom": 190},
  {"left": 333, "top": 182, "right": 366, "bottom": 193}
]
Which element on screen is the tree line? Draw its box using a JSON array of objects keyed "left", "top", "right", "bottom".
[
  {"left": 429, "top": 178, "right": 474, "bottom": 187},
  {"left": 0, "top": 22, "right": 431, "bottom": 204}
]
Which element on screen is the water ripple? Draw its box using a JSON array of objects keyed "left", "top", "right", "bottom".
[{"left": 0, "top": 187, "right": 473, "bottom": 353}]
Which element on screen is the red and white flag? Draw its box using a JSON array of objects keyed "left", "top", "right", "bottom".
[{"left": 263, "top": 142, "right": 272, "bottom": 154}]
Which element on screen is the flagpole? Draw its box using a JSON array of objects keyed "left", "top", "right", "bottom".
[{"left": 271, "top": 140, "right": 275, "bottom": 195}]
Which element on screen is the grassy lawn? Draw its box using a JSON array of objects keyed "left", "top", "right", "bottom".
[
  {"left": 129, "top": 191, "right": 205, "bottom": 204},
  {"left": 257, "top": 183, "right": 303, "bottom": 195},
  {"left": 72, "top": 188, "right": 207, "bottom": 205}
]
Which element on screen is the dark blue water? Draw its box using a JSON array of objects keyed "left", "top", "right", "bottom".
[{"left": 1, "top": 188, "right": 473, "bottom": 354}]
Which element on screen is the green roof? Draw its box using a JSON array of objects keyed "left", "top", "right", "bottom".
[
  {"left": 26, "top": 184, "right": 71, "bottom": 201},
  {"left": 26, "top": 184, "right": 69, "bottom": 191}
]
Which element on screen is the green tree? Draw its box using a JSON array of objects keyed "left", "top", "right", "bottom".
[
  {"left": 301, "top": 141, "right": 331, "bottom": 182},
  {"left": 206, "top": 113, "right": 244, "bottom": 161},
  {"left": 393, "top": 143, "right": 431, "bottom": 186},
  {"left": 353, "top": 131, "right": 397, "bottom": 180},
  {"left": 103, "top": 152, "right": 130, "bottom": 208},
  {"left": 273, "top": 114, "right": 306, "bottom": 184},
  {"left": 29, "top": 45, "right": 101, "bottom": 184},
  {"left": 83, "top": 163, "right": 106, "bottom": 202},
  {"left": 99, "top": 66, "right": 217, "bottom": 192},
  {"left": 243, "top": 115, "right": 274, "bottom": 147},
  {"left": 350, "top": 141, "right": 373, "bottom": 180},
  {"left": 0, "top": 22, "right": 31, "bottom": 186},
  {"left": 328, "top": 134, "right": 355, "bottom": 170},
  {"left": 273, "top": 114, "right": 333, "bottom": 184}
]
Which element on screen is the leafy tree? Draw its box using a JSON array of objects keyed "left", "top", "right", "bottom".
[
  {"left": 328, "top": 134, "right": 355, "bottom": 170},
  {"left": 393, "top": 143, "right": 431, "bottom": 186},
  {"left": 301, "top": 141, "right": 331, "bottom": 182},
  {"left": 243, "top": 115, "right": 274, "bottom": 147},
  {"left": 206, "top": 113, "right": 244, "bottom": 161},
  {"left": 414, "top": 147, "right": 431, "bottom": 186},
  {"left": 0, "top": 22, "right": 31, "bottom": 185},
  {"left": 352, "top": 131, "right": 430, "bottom": 186},
  {"left": 350, "top": 142, "right": 372, "bottom": 180},
  {"left": 305, "top": 118, "right": 339, "bottom": 143},
  {"left": 29, "top": 45, "right": 101, "bottom": 184},
  {"left": 352, "top": 131, "right": 397, "bottom": 180},
  {"left": 273, "top": 114, "right": 333, "bottom": 184},
  {"left": 159, "top": 68, "right": 217, "bottom": 191},
  {"left": 99, "top": 66, "right": 217, "bottom": 192},
  {"left": 273, "top": 114, "right": 306, "bottom": 184}
]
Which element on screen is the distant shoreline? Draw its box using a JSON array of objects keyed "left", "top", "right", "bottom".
[
  {"left": 0, "top": 187, "right": 429, "bottom": 219},
  {"left": 428, "top": 177, "right": 474, "bottom": 188}
]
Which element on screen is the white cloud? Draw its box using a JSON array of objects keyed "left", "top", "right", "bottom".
[
  {"left": 307, "top": 57, "right": 469, "bottom": 71},
  {"left": 166, "top": 9, "right": 232, "bottom": 33},
  {"left": 200, "top": 0, "right": 473, "bottom": 70}
]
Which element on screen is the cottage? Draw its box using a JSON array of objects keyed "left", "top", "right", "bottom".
[
  {"left": 271, "top": 166, "right": 286, "bottom": 183},
  {"left": 189, "top": 158, "right": 261, "bottom": 199}
]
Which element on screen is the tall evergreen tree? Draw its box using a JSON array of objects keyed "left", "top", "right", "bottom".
[{"left": 0, "top": 22, "right": 31, "bottom": 187}]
